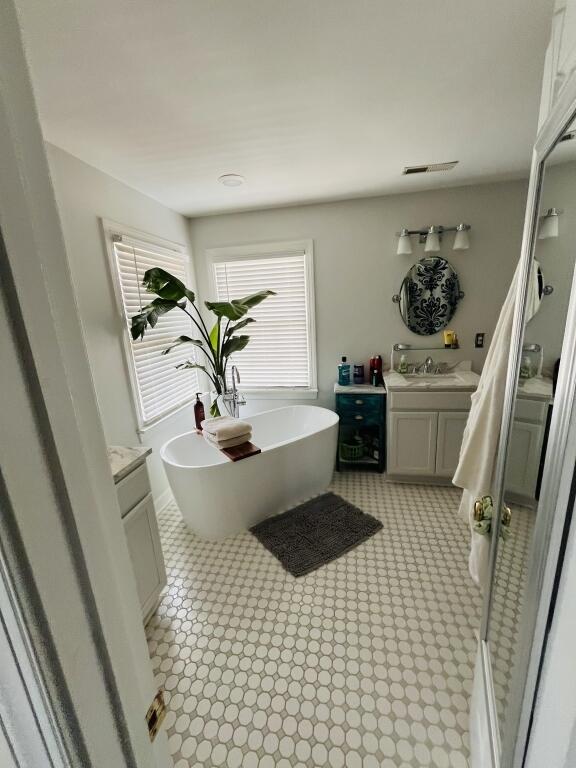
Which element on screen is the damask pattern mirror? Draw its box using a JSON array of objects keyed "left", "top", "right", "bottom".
[{"left": 393, "top": 256, "right": 464, "bottom": 335}]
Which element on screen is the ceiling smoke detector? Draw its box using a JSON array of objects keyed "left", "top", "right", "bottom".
[
  {"left": 403, "top": 161, "right": 459, "bottom": 175},
  {"left": 218, "top": 173, "right": 245, "bottom": 187}
]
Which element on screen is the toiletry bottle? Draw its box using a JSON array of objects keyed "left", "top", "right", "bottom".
[
  {"left": 451, "top": 332, "right": 459, "bottom": 349},
  {"left": 338, "top": 356, "right": 351, "bottom": 386},
  {"left": 353, "top": 363, "right": 365, "bottom": 385},
  {"left": 374, "top": 355, "right": 384, "bottom": 386},
  {"left": 194, "top": 392, "right": 205, "bottom": 431},
  {"left": 520, "top": 356, "right": 532, "bottom": 379},
  {"left": 398, "top": 354, "right": 408, "bottom": 374}
]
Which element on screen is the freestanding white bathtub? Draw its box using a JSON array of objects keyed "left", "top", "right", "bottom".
[{"left": 161, "top": 405, "right": 339, "bottom": 539}]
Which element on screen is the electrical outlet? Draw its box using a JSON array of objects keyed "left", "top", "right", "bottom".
[{"left": 475, "top": 332, "right": 485, "bottom": 348}]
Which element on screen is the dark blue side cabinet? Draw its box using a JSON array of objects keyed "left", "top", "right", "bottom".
[{"left": 335, "top": 391, "right": 386, "bottom": 472}]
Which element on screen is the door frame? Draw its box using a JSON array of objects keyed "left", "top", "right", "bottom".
[
  {"left": 476, "top": 68, "right": 576, "bottom": 768},
  {"left": 0, "top": 3, "right": 171, "bottom": 766}
]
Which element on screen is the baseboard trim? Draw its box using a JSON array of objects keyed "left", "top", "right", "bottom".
[{"left": 154, "top": 487, "right": 173, "bottom": 515}]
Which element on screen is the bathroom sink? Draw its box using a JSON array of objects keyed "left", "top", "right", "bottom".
[
  {"left": 384, "top": 366, "right": 480, "bottom": 391},
  {"left": 403, "top": 374, "right": 461, "bottom": 384}
]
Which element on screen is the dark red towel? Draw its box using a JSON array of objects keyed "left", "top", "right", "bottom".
[{"left": 221, "top": 442, "right": 261, "bottom": 462}]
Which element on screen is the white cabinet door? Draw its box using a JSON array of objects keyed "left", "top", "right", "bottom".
[
  {"left": 505, "top": 420, "right": 544, "bottom": 499},
  {"left": 123, "top": 493, "right": 166, "bottom": 622},
  {"left": 436, "top": 411, "right": 469, "bottom": 478},
  {"left": 387, "top": 411, "right": 438, "bottom": 475}
]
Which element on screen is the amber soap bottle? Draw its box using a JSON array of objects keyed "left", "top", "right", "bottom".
[{"left": 194, "top": 393, "right": 205, "bottom": 431}]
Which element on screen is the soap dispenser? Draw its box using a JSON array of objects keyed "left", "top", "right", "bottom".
[
  {"left": 194, "top": 392, "right": 205, "bottom": 431},
  {"left": 398, "top": 354, "right": 408, "bottom": 374}
]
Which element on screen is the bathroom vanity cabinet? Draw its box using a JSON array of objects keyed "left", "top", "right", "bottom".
[
  {"left": 334, "top": 384, "right": 386, "bottom": 472},
  {"left": 385, "top": 387, "right": 476, "bottom": 482},
  {"left": 108, "top": 447, "right": 167, "bottom": 624},
  {"left": 505, "top": 391, "right": 552, "bottom": 504}
]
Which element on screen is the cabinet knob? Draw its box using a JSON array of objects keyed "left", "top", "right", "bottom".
[
  {"left": 355, "top": 415, "right": 363, "bottom": 421},
  {"left": 355, "top": 399, "right": 364, "bottom": 405}
]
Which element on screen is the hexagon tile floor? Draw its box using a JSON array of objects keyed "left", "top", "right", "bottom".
[{"left": 146, "top": 474, "right": 484, "bottom": 768}]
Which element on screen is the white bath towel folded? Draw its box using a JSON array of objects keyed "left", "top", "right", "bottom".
[
  {"left": 201, "top": 415, "right": 252, "bottom": 441},
  {"left": 204, "top": 431, "right": 252, "bottom": 450}
]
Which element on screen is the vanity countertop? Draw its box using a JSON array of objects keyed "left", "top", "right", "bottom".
[
  {"left": 334, "top": 383, "right": 387, "bottom": 395},
  {"left": 107, "top": 445, "right": 152, "bottom": 483},
  {"left": 384, "top": 369, "right": 480, "bottom": 392},
  {"left": 517, "top": 375, "right": 554, "bottom": 402}
]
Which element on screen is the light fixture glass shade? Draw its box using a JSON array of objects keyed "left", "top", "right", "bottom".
[
  {"left": 396, "top": 228, "right": 413, "bottom": 255},
  {"left": 538, "top": 208, "right": 560, "bottom": 239},
  {"left": 453, "top": 224, "right": 470, "bottom": 250},
  {"left": 424, "top": 226, "right": 440, "bottom": 253}
]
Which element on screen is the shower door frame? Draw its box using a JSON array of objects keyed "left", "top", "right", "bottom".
[{"left": 477, "top": 69, "right": 576, "bottom": 768}]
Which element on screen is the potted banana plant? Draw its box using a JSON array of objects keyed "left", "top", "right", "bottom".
[{"left": 130, "top": 267, "right": 275, "bottom": 416}]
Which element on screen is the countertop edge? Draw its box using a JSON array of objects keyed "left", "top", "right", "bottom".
[{"left": 108, "top": 446, "right": 152, "bottom": 483}]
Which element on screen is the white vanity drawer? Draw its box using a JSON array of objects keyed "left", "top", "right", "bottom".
[
  {"left": 388, "top": 391, "right": 473, "bottom": 411},
  {"left": 514, "top": 398, "right": 548, "bottom": 424},
  {"left": 116, "top": 462, "right": 150, "bottom": 518}
]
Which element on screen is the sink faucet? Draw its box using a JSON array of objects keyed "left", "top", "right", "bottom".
[
  {"left": 413, "top": 356, "right": 435, "bottom": 374},
  {"left": 222, "top": 365, "right": 246, "bottom": 418},
  {"left": 423, "top": 356, "right": 434, "bottom": 374}
]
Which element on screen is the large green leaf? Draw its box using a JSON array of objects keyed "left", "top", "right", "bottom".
[
  {"left": 161, "top": 335, "right": 205, "bottom": 356},
  {"left": 175, "top": 361, "right": 218, "bottom": 389},
  {"left": 142, "top": 267, "right": 195, "bottom": 304},
  {"left": 205, "top": 290, "right": 275, "bottom": 320},
  {"left": 209, "top": 320, "right": 220, "bottom": 355},
  {"left": 130, "top": 297, "right": 181, "bottom": 340},
  {"left": 237, "top": 290, "right": 276, "bottom": 309},
  {"left": 204, "top": 300, "right": 247, "bottom": 321},
  {"left": 225, "top": 317, "right": 255, "bottom": 337},
  {"left": 221, "top": 335, "right": 250, "bottom": 358}
]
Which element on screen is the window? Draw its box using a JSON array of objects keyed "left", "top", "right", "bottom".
[
  {"left": 103, "top": 221, "right": 198, "bottom": 428},
  {"left": 209, "top": 240, "right": 317, "bottom": 395}
]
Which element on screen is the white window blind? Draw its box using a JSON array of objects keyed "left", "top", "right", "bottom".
[
  {"left": 111, "top": 233, "right": 198, "bottom": 427},
  {"left": 213, "top": 246, "right": 315, "bottom": 390}
]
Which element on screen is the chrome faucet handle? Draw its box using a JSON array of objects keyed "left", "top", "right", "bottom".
[{"left": 231, "top": 365, "right": 240, "bottom": 384}]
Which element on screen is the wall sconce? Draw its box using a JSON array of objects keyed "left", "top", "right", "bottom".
[
  {"left": 396, "top": 228, "right": 413, "bottom": 255},
  {"left": 538, "top": 207, "right": 563, "bottom": 239},
  {"left": 424, "top": 226, "right": 441, "bottom": 253},
  {"left": 395, "top": 223, "right": 471, "bottom": 254},
  {"left": 453, "top": 223, "right": 470, "bottom": 250}
]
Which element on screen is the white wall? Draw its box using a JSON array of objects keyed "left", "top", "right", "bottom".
[
  {"left": 47, "top": 144, "right": 196, "bottom": 505},
  {"left": 190, "top": 179, "right": 528, "bottom": 415}
]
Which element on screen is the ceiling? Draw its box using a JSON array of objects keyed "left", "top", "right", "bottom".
[{"left": 17, "top": 0, "right": 553, "bottom": 217}]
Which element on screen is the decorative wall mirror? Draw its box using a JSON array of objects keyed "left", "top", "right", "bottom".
[
  {"left": 476, "top": 86, "right": 576, "bottom": 768},
  {"left": 392, "top": 256, "right": 464, "bottom": 335}
]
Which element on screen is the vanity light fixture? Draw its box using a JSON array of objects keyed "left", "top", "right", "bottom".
[
  {"left": 396, "top": 228, "right": 413, "bottom": 255},
  {"left": 453, "top": 223, "right": 471, "bottom": 250},
  {"left": 395, "top": 223, "right": 472, "bottom": 254},
  {"left": 538, "top": 207, "right": 563, "bottom": 239},
  {"left": 424, "top": 226, "right": 441, "bottom": 253}
]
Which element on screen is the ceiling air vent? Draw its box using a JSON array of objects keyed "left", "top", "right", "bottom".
[{"left": 403, "top": 161, "right": 459, "bottom": 175}]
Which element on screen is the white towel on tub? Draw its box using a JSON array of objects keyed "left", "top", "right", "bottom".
[
  {"left": 201, "top": 416, "right": 252, "bottom": 441},
  {"left": 204, "top": 431, "right": 252, "bottom": 449}
]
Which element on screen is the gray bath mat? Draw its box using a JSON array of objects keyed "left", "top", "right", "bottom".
[{"left": 250, "top": 492, "right": 383, "bottom": 577}]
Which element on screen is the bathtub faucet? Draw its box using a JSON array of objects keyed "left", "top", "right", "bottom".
[{"left": 223, "top": 365, "right": 246, "bottom": 418}]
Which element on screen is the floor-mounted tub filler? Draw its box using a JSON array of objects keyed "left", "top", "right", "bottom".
[{"left": 161, "top": 405, "right": 339, "bottom": 539}]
